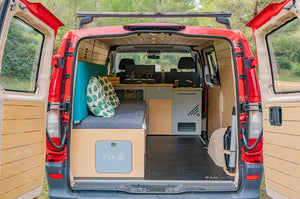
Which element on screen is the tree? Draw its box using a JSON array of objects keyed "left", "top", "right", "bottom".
[{"left": 31, "top": 0, "right": 283, "bottom": 53}]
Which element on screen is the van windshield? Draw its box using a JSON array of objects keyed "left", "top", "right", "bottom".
[{"left": 115, "top": 52, "right": 192, "bottom": 72}]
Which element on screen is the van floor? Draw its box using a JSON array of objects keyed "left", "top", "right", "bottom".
[{"left": 145, "top": 135, "right": 233, "bottom": 181}]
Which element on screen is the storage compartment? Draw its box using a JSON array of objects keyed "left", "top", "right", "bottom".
[
  {"left": 96, "top": 140, "right": 132, "bottom": 173},
  {"left": 172, "top": 90, "right": 202, "bottom": 135},
  {"left": 69, "top": 35, "right": 239, "bottom": 193},
  {"left": 71, "top": 128, "right": 146, "bottom": 178}
]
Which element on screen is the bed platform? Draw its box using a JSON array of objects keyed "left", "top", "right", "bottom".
[
  {"left": 73, "top": 101, "right": 146, "bottom": 129},
  {"left": 71, "top": 101, "right": 146, "bottom": 178}
]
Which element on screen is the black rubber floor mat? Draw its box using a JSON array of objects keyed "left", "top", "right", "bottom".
[{"left": 145, "top": 136, "right": 234, "bottom": 181}]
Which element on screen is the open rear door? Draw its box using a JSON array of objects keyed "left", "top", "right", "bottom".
[
  {"left": 247, "top": 0, "right": 300, "bottom": 198},
  {"left": 0, "top": 0, "right": 63, "bottom": 198}
]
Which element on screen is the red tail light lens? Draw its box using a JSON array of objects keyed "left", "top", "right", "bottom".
[
  {"left": 247, "top": 68, "right": 261, "bottom": 103},
  {"left": 246, "top": 174, "right": 260, "bottom": 181},
  {"left": 49, "top": 173, "right": 63, "bottom": 179}
]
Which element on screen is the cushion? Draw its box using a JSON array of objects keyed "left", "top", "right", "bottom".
[
  {"left": 86, "top": 77, "right": 115, "bottom": 118},
  {"left": 73, "top": 101, "right": 146, "bottom": 129},
  {"left": 98, "top": 76, "right": 120, "bottom": 108}
]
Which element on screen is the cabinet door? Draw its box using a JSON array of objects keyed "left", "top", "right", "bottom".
[{"left": 148, "top": 99, "right": 172, "bottom": 135}]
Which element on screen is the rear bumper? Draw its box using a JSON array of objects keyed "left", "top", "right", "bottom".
[{"left": 46, "top": 162, "right": 263, "bottom": 199}]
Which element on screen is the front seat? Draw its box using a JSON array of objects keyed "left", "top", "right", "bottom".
[
  {"left": 177, "top": 57, "right": 200, "bottom": 87},
  {"left": 117, "top": 58, "right": 135, "bottom": 83}
]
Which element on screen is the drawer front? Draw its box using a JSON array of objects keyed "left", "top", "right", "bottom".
[{"left": 146, "top": 87, "right": 172, "bottom": 99}]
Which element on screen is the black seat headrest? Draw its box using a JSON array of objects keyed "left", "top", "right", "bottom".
[
  {"left": 178, "top": 57, "right": 195, "bottom": 69},
  {"left": 170, "top": 68, "right": 177, "bottom": 73},
  {"left": 119, "top": 59, "right": 135, "bottom": 70}
]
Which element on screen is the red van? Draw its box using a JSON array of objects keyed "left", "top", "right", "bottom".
[{"left": 0, "top": 0, "right": 299, "bottom": 198}]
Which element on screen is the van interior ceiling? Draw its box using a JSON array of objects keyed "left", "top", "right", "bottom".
[{"left": 69, "top": 32, "right": 239, "bottom": 192}]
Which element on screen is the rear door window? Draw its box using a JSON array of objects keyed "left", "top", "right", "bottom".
[
  {"left": 266, "top": 17, "right": 300, "bottom": 93},
  {"left": 0, "top": 17, "right": 44, "bottom": 92},
  {"left": 115, "top": 52, "right": 192, "bottom": 72}
]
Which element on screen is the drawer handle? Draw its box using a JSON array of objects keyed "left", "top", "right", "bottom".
[{"left": 177, "top": 93, "right": 196, "bottom": 95}]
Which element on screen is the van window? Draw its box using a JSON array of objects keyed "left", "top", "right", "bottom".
[
  {"left": 206, "top": 50, "right": 220, "bottom": 84},
  {"left": 0, "top": 17, "right": 44, "bottom": 92},
  {"left": 266, "top": 17, "right": 300, "bottom": 93},
  {"left": 115, "top": 52, "right": 193, "bottom": 72}
]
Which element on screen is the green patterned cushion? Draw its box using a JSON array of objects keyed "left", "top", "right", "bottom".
[
  {"left": 86, "top": 77, "right": 115, "bottom": 118},
  {"left": 98, "top": 76, "right": 120, "bottom": 108}
]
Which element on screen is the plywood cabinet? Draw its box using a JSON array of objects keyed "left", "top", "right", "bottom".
[{"left": 148, "top": 99, "right": 172, "bottom": 135}]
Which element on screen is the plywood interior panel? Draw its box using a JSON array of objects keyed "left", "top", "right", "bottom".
[
  {"left": 263, "top": 102, "right": 300, "bottom": 198},
  {"left": 148, "top": 99, "right": 172, "bottom": 135},
  {"left": 214, "top": 40, "right": 235, "bottom": 129},
  {"left": 78, "top": 39, "right": 110, "bottom": 65},
  {"left": 194, "top": 40, "right": 235, "bottom": 137},
  {"left": 207, "top": 85, "right": 221, "bottom": 137},
  {"left": 99, "top": 33, "right": 212, "bottom": 47},
  {"left": 0, "top": 101, "right": 45, "bottom": 199},
  {"left": 266, "top": 179, "right": 298, "bottom": 199},
  {"left": 71, "top": 129, "right": 146, "bottom": 178},
  {"left": 78, "top": 34, "right": 221, "bottom": 66}
]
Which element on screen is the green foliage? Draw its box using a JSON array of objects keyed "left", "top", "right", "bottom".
[
  {"left": 277, "top": 58, "right": 292, "bottom": 70},
  {"left": 293, "top": 66, "right": 300, "bottom": 77},
  {"left": 267, "top": 18, "right": 300, "bottom": 82},
  {"left": 30, "top": 0, "right": 284, "bottom": 55},
  {"left": 1, "top": 17, "right": 43, "bottom": 82}
]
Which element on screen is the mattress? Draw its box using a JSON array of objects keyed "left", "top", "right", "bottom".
[{"left": 73, "top": 101, "right": 146, "bottom": 129}]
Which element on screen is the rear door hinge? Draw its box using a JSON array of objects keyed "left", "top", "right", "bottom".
[
  {"left": 66, "top": 52, "right": 74, "bottom": 57},
  {"left": 240, "top": 100, "right": 262, "bottom": 114},
  {"left": 55, "top": 57, "right": 65, "bottom": 68},
  {"left": 54, "top": 40, "right": 73, "bottom": 68},
  {"left": 235, "top": 52, "right": 244, "bottom": 57},
  {"left": 239, "top": 74, "right": 246, "bottom": 79},
  {"left": 63, "top": 74, "right": 70, "bottom": 79},
  {"left": 48, "top": 99, "right": 70, "bottom": 114}
]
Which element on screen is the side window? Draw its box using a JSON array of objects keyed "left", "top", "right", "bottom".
[
  {"left": 267, "top": 17, "right": 300, "bottom": 93},
  {"left": 0, "top": 17, "right": 44, "bottom": 92},
  {"left": 206, "top": 50, "right": 220, "bottom": 84}
]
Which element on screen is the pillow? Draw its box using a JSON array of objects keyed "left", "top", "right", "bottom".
[
  {"left": 98, "top": 76, "right": 120, "bottom": 108},
  {"left": 86, "top": 77, "right": 115, "bottom": 118}
]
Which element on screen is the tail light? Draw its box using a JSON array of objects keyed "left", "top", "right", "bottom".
[
  {"left": 47, "top": 103, "right": 62, "bottom": 152},
  {"left": 241, "top": 67, "right": 263, "bottom": 163},
  {"left": 247, "top": 68, "right": 261, "bottom": 103},
  {"left": 46, "top": 101, "right": 68, "bottom": 162},
  {"left": 247, "top": 68, "right": 262, "bottom": 143},
  {"left": 248, "top": 105, "right": 263, "bottom": 140}
]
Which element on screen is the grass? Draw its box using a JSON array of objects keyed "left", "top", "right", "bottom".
[
  {"left": 37, "top": 175, "right": 49, "bottom": 199},
  {"left": 38, "top": 172, "right": 271, "bottom": 198},
  {"left": 0, "top": 76, "right": 35, "bottom": 92},
  {"left": 260, "top": 173, "right": 271, "bottom": 199}
]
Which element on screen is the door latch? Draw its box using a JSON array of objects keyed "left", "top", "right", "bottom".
[
  {"left": 269, "top": 106, "right": 282, "bottom": 126},
  {"left": 47, "top": 99, "right": 70, "bottom": 114}
]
